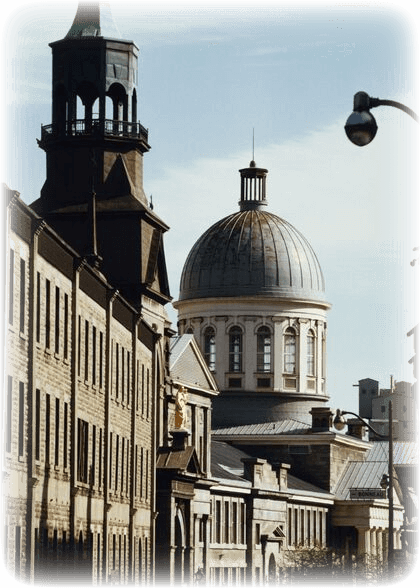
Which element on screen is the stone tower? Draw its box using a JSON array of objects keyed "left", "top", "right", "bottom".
[
  {"left": 32, "top": 2, "right": 171, "bottom": 310},
  {"left": 174, "top": 161, "right": 330, "bottom": 426}
]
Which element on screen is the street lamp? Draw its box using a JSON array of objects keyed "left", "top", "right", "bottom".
[
  {"left": 334, "top": 403, "right": 395, "bottom": 577},
  {"left": 345, "top": 91, "right": 418, "bottom": 146}
]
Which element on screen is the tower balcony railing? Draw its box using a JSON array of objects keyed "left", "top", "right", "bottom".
[{"left": 40, "top": 118, "right": 149, "bottom": 143}]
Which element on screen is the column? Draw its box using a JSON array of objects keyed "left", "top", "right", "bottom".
[
  {"left": 370, "top": 528, "right": 377, "bottom": 563},
  {"left": 376, "top": 529, "right": 383, "bottom": 563},
  {"left": 357, "top": 528, "right": 371, "bottom": 562},
  {"left": 272, "top": 317, "right": 286, "bottom": 391}
]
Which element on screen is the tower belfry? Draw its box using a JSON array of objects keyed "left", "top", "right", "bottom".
[{"left": 31, "top": 2, "right": 171, "bottom": 308}]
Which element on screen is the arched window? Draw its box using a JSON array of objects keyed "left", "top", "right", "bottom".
[
  {"left": 307, "top": 329, "right": 315, "bottom": 376},
  {"left": 284, "top": 327, "right": 297, "bottom": 374},
  {"left": 256, "top": 326, "right": 271, "bottom": 372},
  {"left": 203, "top": 327, "right": 216, "bottom": 371},
  {"left": 229, "top": 326, "right": 243, "bottom": 373}
]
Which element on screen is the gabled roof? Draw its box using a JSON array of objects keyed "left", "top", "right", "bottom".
[
  {"left": 170, "top": 335, "right": 218, "bottom": 394},
  {"left": 212, "top": 418, "right": 311, "bottom": 437}
]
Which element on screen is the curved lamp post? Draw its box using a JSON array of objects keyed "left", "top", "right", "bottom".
[
  {"left": 334, "top": 403, "right": 395, "bottom": 578},
  {"left": 345, "top": 91, "right": 418, "bottom": 146}
]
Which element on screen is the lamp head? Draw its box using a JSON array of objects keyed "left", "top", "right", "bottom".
[
  {"left": 345, "top": 91, "right": 378, "bottom": 146},
  {"left": 333, "top": 409, "right": 347, "bottom": 431}
]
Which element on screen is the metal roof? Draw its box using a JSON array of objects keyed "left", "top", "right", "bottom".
[
  {"left": 178, "top": 207, "right": 327, "bottom": 304},
  {"left": 212, "top": 419, "right": 311, "bottom": 437},
  {"left": 65, "top": 2, "right": 121, "bottom": 39},
  {"left": 169, "top": 334, "right": 218, "bottom": 393},
  {"left": 365, "top": 441, "right": 418, "bottom": 465}
]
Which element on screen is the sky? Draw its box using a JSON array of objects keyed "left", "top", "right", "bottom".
[{"left": 2, "top": 0, "right": 419, "bottom": 414}]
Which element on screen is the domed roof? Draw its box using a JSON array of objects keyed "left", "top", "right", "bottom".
[{"left": 178, "top": 162, "right": 327, "bottom": 304}]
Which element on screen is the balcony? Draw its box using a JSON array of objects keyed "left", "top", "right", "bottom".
[{"left": 39, "top": 118, "right": 149, "bottom": 146}]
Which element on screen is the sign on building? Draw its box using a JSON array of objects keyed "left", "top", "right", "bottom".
[{"left": 350, "top": 488, "right": 387, "bottom": 499}]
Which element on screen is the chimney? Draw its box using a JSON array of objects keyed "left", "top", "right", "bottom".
[{"left": 310, "top": 407, "right": 335, "bottom": 432}]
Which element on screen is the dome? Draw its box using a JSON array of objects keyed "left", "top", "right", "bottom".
[{"left": 179, "top": 209, "right": 326, "bottom": 302}]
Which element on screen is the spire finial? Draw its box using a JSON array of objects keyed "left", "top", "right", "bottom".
[{"left": 250, "top": 129, "right": 256, "bottom": 167}]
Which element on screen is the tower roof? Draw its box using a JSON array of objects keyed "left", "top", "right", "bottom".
[{"left": 65, "top": 2, "right": 121, "bottom": 39}]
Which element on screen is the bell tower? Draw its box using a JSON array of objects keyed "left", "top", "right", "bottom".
[{"left": 31, "top": 2, "right": 171, "bottom": 308}]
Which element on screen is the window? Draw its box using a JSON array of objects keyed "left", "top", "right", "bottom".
[
  {"left": 35, "top": 389, "right": 40, "bottom": 460},
  {"left": 19, "top": 382, "right": 24, "bottom": 457},
  {"left": 229, "top": 326, "right": 243, "bottom": 372},
  {"left": 55, "top": 286, "right": 60, "bottom": 354},
  {"left": 6, "top": 376, "right": 12, "bottom": 453},
  {"left": 45, "top": 280, "right": 51, "bottom": 349},
  {"left": 19, "top": 258, "right": 25, "bottom": 333},
  {"left": 84, "top": 320, "right": 89, "bottom": 381},
  {"left": 204, "top": 327, "right": 216, "bottom": 371},
  {"left": 63, "top": 293, "right": 69, "bottom": 359},
  {"left": 8, "top": 249, "right": 14, "bottom": 325},
  {"left": 45, "top": 394, "right": 50, "bottom": 464},
  {"left": 307, "top": 329, "right": 315, "bottom": 376},
  {"left": 63, "top": 402, "right": 68, "bottom": 468},
  {"left": 284, "top": 327, "right": 297, "bottom": 374},
  {"left": 257, "top": 326, "right": 271, "bottom": 372},
  {"left": 99, "top": 332, "right": 104, "bottom": 388},
  {"left": 77, "top": 418, "right": 89, "bottom": 483},
  {"left": 36, "top": 273, "right": 41, "bottom": 343},
  {"left": 224, "top": 502, "right": 229, "bottom": 543},
  {"left": 55, "top": 398, "right": 60, "bottom": 466},
  {"left": 215, "top": 501, "right": 221, "bottom": 543},
  {"left": 92, "top": 326, "right": 97, "bottom": 386}
]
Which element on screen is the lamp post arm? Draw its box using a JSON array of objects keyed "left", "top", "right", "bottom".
[
  {"left": 369, "top": 97, "right": 419, "bottom": 123},
  {"left": 340, "top": 410, "right": 388, "bottom": 438}
]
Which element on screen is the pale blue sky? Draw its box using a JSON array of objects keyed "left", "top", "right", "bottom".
[{"left": 2, "top": 1, "right": 419, "bottom": 413}]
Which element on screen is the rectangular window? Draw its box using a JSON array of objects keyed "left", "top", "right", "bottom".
[
  {"left": 64, "top": 293, "right": 69, "bottom": 360},
  {"left": 99, "top": 428, "right": 103, "bottom": 488},
  {"left": 45, "top": 394, "right": 50, "bottom": 464},
  {"left": 63, "top": 402, "right": 68, "bottom": 468},
  {"left": 84, "top": 320, "right": 89, "bottom": 381},
  {"left": 92, "top": 425, "right": 96, "bottom": 486},
  {"left": 121, "top": 437, "right": 125, "bottom": 493},
  {"left": 35, "top": 389, "right": 40, "bottom": 460},
  {"left": 224, "top": 502, "right": 229, "bottom": 544},
  {"left": 92, "top": 326, "right": 97, "bottom": 386},
  {"left": 136, "top": 360, "right": 139, "bottom": 411},
  {"left": 99, "top": 332, "right": 104, "bottom": 388},
  {"left": 9, "top": 249, "right": 14, "bottom": 325},
  {"left": 77, "top": 418, "right": 89, "bottom": 483},
  {"left": 126, "top": 440, "right": 129, "bottom": 495},
  {"left": 77, "top": 419, "right": 89, "bottom": 484},
  {"left": 77, "top": 316, "right": 81, "bottom": 377},
  {"left": 19, "top": 258, "right": 25, "bottom": 333},
  {"left": 140, "top": 447, "right": 144, "bottom": 499},
  {"left": 240, "top": 503, "right": 245, "bottom": 544},
  {"left": 215, "top": 501, "right": 221, "bottom": 543},
  {"left": 145, "top": 450, "right": 149, "bottom": 500},
  {"left": 115, "top": 435, "right": 119, "bottom": 491},
  {"left": 6, "top": 376, "right": 12, "bottom": 453},
  {"left": 127, "top": 351, "right": 130, "bottom": 406},
  {"left": 146, "top": 369, "right": 150, "bottom": 419},
  {"left": 116, "top": 343, "right": 119, "bottom": 399},
  {"left": 121, "top": 347, "right": 125, "bottom": 402},
  {"left": 134, "top": 445, "right": 138, "bottom": 497},
  {"left": 109, "top": 433, "right": 113, "bottom": 489},
  {"left": 15, "top": 526, "right": 21, "bottom": 579},
  {"left": 45, "top": 280, "right": 51, "bottom": 349},
  {"left": 141, "top": 364, "right": 145, "bottom": 415},
  {"left": 36, "top": 272, "right": 41, "bottom": 343},
  {"left": 18, "top": 382, "right": 24, "bottom": 457},
  {"left": 232, "top": 502, "right": 238, "bottom": 544},
  {"left": 55, "top": 286, "right": 60, "bottom": 354},
  {"left": 55, "top": 398, "right": 60, "bottom": 466}
]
